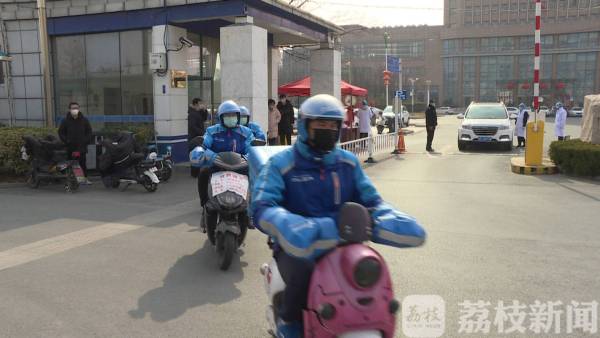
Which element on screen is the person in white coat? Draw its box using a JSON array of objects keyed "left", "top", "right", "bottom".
[
  {"left": 554, "top": 102, "right": 567, "bottom": 141},
  {"left": 515, "top": 103, "right": 529, "bottom": 147}
]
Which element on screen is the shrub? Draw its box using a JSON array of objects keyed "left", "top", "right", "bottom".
[
  {"left": 98, "top": 124, "right": 155, "bottom": 146},
  {"left": 0, "top": 124, "right": 155, "bottom": 177},
  {"left": 549, "top": 139, "right": 600, "bottom": 177},
  {"left": 0, "top": 127, "right": 58, "bottom": 176}
]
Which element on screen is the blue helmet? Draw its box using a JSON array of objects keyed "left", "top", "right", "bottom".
[
  {"left": 519, "top": 103, "right": 526, "bottom": 110},
  {"left": 239, "top": 105, "right": 251, "bottom": 126},
  {"left": 297, "top": 94, "right": 345, "bottom": 144},
  {"left": 217, "top": 100, "right": 241, "bottom": 126}
]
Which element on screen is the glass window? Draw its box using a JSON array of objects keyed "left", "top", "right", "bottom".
[
  {"left": 463, "top": 39, "right": 478, "bottom": 53},
  {"left": 558, "top": 32, "right": 600, "bottom": 49},
  {"left": 120, "top": 30, "right": 153, "bottom": 116},
  {"left": 443, "top": 57, "right": 459, "bottom": 106},
  {"left": 463, "top": 57, "right": 476, "bottom": 106},
  {"left": 53, "top": 35, "right": 87, "bottom": 114},
  {"left": 479, "top": 56, "right": 514, "bottom": 102},
  {"left": 52, "top": 30, "right": 154, "bottom": 123},
  {"left": 557, "top": 52, "right": 597, "bottom": 105},
  {"left": 443, "top": 40, "right": 459, "bottom": 55},
  {"left": 85, "top": 33, "right": 121, "bottom": 117}
]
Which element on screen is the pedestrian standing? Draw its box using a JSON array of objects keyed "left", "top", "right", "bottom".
[
  {"left": 277, "top": 94, "right": 295, "bottom": 145},
  {"left": 58, "top": 102, "right": 92, "bottom": 184},
  {"left": 268, "top": 99, "right": 281, "bottom": 145},
  {"left": 515, "top": 103, "right": 529, "bottom": 148},
  {"left": 554, "top": 102, "right": 567, "bottom": 141},
  {"left": 355, "top": 100, "right": 374, "bottom": 139},
  {"left": 425, "top": 100, "right": 438, "bottom": 152},
  {"left": 188, "top": 98, "right": 208, "bottom": 177}
]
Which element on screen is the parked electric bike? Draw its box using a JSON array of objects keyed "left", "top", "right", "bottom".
[
  {"left": 21, "top": 135, "right": 85, "bottom": 193},
  {"left": 261, "top": 203, "right": 400, "bottom": 338},
  {"left": 146, "top": 145, "right": 173, "bottom": 182},
  {"left": 99, "top": 132, "right": 160, "bottom": 192},
  {"left": 202, "top": 151, "right": 250, "bottom": 270}
]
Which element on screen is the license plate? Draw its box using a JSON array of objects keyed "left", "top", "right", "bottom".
[
  {"left": 150, "top": 167, "right": 158, "bottom": 172},
  {"left": 210, "top": 171, "right": 248, "bottom": 198},
  {"left": 479, "top": 136, "right": 492, "bottom": 142}
]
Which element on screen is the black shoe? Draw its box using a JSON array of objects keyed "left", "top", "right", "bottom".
[{"left": 426, "top": 148, "right": 434, "bottom": 152}]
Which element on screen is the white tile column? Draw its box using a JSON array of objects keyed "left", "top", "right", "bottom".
[
  {"left": 220, "top": 17, "right": 268, "bottom": 132},
  {"left": 310, "top": 48, "right": 341, "bottom": 100},
  {"left": 268, "top": 47, "right": 281, "bottom": 100},
  {"left": 152, "top": 24, "right": 189, "bottom": 162}
]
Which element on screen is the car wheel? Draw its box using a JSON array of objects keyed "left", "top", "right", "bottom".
[
  {"left": 458, "top": 140, "right": 466, "bottom": 151},
  {"left": 503, "top": 142, "right": 513, "bottom": 151}
]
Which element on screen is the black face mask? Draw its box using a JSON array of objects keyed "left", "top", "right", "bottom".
[{"left": 308, "top": 129, "right": 339, "bottom": 154}]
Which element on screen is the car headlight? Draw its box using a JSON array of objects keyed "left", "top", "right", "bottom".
[
  {"left": 498, "top": 125, "right": 510, "bottom": 130},
  {"left": 462, "top": 124, "right": 472, "bottom": 130}
]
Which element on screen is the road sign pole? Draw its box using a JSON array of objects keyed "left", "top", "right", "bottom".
[
  {"left": 396, "top": 58, "right": 402, "bottom": 129},
  {"left": 384, "top": 32, "right": 389, "bottom": 108}
]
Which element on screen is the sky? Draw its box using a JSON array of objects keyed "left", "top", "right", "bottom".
[{"left": 300, "top": 0, "right": 444, "bottom": 27}]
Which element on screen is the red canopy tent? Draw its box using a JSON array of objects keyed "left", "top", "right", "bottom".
[{"left": 278, "top": 76, "right": 368, "bottom": 97}]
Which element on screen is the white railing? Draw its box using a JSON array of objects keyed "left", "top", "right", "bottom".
[{"left": 339, "top": 131, "right": 398, "bottom": 162}]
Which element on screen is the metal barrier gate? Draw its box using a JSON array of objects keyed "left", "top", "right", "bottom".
[{"left": 339, "top": 131, "right": 398, "bottom": 162}]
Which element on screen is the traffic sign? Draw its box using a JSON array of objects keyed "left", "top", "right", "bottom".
[
  {"left": 395, "top": 90, "right": 408, "bottom": 100},
  {"left": 387, "top": 56, "right": 400, "bottom": 73}
]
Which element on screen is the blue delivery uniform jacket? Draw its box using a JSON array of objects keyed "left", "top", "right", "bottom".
[
  {"left": 250, "top": 140, "right": 426, "bottom": 261},
  {"left": 248, "top": 122, "right": 266, "bottom": 142},
  {"left": 190, "top": 124, "right": 254, "bottom": 167}
]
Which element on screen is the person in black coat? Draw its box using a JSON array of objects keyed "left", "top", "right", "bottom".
[
  {"left": 277, "top": 94, "right": 295, "bottom": 145},
  {"left": 188, "top": 98, "right": 208, "bottom": 177},
  {"left": 58, "top": 102, "right": 92, "bottom": 181},
  {"left": 425, "top": 100, "right": 438, "bottom": 152}
]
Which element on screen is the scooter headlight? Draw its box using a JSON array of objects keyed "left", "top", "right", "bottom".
[{"left": 353, "top": 257, "right": 382, "bottom": 288}]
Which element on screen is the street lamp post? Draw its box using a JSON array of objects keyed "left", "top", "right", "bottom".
[
  {"left": 426, "top": 80, "right": 432, "bottom": 105},
  {"left": 37, "top": 0, "right": 53, "bottom": 127},
  {"left": 409, "top": 78, "right": 419, "bottom": 113},
  {"left": 384, "top": 32, "right": 390, "bottom": 107},
  {"left": 345, "top": 60, "right": 352, "bottom": 85}
]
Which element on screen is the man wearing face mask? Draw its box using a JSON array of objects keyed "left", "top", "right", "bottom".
[
  {"left": 58, "top": 102, "right": 92, "bottom": 184},
  {"left": 239, "top": 105, "right": 266, "bottom": 142},
  {"left": 190, "top": 100, "right": 254, "bottom": 207},
  {"left": 425, "top": 100, "right": 438, "bottom": 152},
  {"left": 251, "top": 94, "right": 426, "bottom": 338},
  {"left": 188, "top": 98, "right": 209, "bottom": 177}
]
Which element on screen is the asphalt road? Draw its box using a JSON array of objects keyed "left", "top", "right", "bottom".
[{"left": 0, "top": 116, "right": 598, "bottom": 338}]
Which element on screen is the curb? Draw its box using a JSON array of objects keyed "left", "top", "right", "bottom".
[{"left": 510, "top": 157, "right": 558, "bottom": 175}]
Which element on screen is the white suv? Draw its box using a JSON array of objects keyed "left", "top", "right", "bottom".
[{"left": 458, "top": 102, "right": 513, "bottom": 151}]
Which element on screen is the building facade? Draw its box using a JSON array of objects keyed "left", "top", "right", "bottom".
[
  {"left": 442, "top": 0, "right": 600, "bottom": 107},
  {"left": 0, "top": 0, "right": 342, "bottom": 161},
  {"left": 278, "top": 0, "right": 600, "bottom": 110}
]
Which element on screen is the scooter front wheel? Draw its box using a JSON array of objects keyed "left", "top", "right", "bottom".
[
  {"left": 217, "top": 232, "right": 236, "bottom": 271},
  {"left": 28, "top": 170, "right": 40, "bottom": 189},
  {"left": 142, "top": 176, "right": 158, "bottom": 192}
]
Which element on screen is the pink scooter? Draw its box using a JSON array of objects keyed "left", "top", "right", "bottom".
[{"left": 261, "top": 203, "right": 400, "bottom": 338}]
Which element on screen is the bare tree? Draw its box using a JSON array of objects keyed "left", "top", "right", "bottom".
[{"left": 289, "top": 0, "right": 311, "bottom": 9}]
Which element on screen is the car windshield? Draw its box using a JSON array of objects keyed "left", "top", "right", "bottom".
[
  {"left": 465, "top": 105, "right": 507, "bottom": 119},
  {"left": 573, "top": 107, "right": 582, "bottom": 110}
]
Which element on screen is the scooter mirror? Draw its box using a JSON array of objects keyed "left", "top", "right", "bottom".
[{"left": 337, "top": 202, "right": 371, "bottom": 244}]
